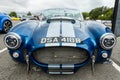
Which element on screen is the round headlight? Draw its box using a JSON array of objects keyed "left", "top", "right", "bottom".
[
  {"left": 100, "top": 33, "right": 116, "bottom": 50},
  {"left": 4, "top": 32, "right": 22, "bottom": 49}
]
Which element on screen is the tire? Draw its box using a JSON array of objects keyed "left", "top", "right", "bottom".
[{"left": 3, "top": 20, "right": 12, "bottom": 33}]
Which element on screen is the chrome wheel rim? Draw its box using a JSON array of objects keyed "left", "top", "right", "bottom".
[{"left": 3, "top": 21, "right": 12, "bottom": 32}]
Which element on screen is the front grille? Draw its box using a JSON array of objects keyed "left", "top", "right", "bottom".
[{"left": 32, "top": 47, "right": 89, "bottom": 64}]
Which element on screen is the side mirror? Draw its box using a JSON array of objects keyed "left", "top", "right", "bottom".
[{"left": 112, "top": 0, "right": 120, "bottom": 37}]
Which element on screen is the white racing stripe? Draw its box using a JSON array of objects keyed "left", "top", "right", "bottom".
[
  {"left": 112, "top": 60, "right": 120, "bottom": 73},
  {"left": 45, "top": 21, "right": 60, "bottom": 47},
  {"left": 0, "top": 48, "right": 7, "bottom": 53},
  {"left": 62, "top": 21, "right": 76, "bottom": 47}
]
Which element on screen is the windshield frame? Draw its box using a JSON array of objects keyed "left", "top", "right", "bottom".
[{"left": 41, "top": 8, "right": 84, "bottom": 20}]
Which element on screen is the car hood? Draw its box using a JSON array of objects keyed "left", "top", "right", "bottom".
[{"left": 32, "top": 20, "right": 90, "bottom": 47}]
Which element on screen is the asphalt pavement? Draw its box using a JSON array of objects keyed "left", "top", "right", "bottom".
[
  {"left": 112, "top": 37, "right": 120, "bottom": 65},
  {"left": 0, "top": 21, "right": 120, "bottom": 80}
]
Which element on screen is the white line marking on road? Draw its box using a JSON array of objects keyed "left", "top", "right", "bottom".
[
  {"left": 0, "top": 48, "right": 7, "bottom": 53},
  {"left": 112, "top": 60, "right": 120, "bottom": 73}
]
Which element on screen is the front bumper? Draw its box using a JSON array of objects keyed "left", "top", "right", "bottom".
[
  {"left": 8, "top": 45, "right": 112, "bottom": 74},
  {"left": 29, "top": 46, "right": 90, "bottom": 74}
]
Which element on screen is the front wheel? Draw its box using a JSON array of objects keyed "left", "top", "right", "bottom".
[{"left": 3, "top": 20, "right": 12, "bottom": 33}]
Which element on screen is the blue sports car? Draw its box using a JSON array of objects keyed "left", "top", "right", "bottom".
[
  {"left": 0, "top": 12, "right": 12, "bottom": 33},
  {"left": 4, "top": 8, "right": 116, "bottom": 74}
]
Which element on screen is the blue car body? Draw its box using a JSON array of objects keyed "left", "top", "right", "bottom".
[
  {"left": 4, "top": 8, "right": 116, "bottom": 74},
  {"left": 0, "top": 12, "right": 12, "bottom": 32}
]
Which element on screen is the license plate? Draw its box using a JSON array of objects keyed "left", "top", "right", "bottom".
[{"left": 39, "top": 37, "right": 81, "bottom": 43}]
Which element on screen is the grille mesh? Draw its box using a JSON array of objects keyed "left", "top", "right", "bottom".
[{"left": 32, "top": 47, "right": 89, "bottom": 64}]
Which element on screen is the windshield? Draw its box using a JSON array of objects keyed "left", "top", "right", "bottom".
[{"left": 41, "top": 8, "right": 83, "bottom": 20}]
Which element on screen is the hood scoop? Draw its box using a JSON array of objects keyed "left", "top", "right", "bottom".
[{"left": 47, "top": 17, "right": 76, "bottom": 24}]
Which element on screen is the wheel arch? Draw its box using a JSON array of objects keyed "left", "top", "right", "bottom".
[{"left": 1, "top": 16, "right": 12, "bottom": 31}]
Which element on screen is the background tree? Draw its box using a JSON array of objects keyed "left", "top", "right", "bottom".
[
  {"left": 89, "top": 7, "right": 103, "bottom": 20},
  {"left": 85, "top": 6, "right": 114, "bottom": 20},
  {"left": 82, "top": 12, "right": 89, "bottom": 19},
  {"left": 27, "top": 11, "right": 32, "bottom": 16},
  {"left": 9, "top": 12, "right": 17, "bottom": 17},
  {"left": 98, "top": 14, "right": 105, "bottom": 20},
  {"left": 97, "top": 8, "right": 113, "bottom": 20},
  {"left": 104, "top": 8, "right": 113, "bottom": 20}
]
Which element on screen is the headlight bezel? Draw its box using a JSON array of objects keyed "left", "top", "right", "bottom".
[
  {"left": 4, "top": 32, "right": 22, "bottom": 49},
  {"left": 100, "top": 33, "right": 116, "bottom": 50}
]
